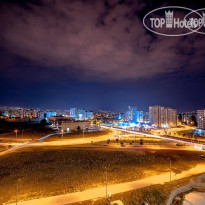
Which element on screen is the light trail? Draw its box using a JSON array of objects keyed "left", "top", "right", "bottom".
[{"left": 101, "top": 125, "right": 205, "bottom": 150}]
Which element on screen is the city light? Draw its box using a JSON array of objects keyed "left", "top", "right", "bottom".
[{"left": 0, "top": 1, "right": 204, "bottom": 204}]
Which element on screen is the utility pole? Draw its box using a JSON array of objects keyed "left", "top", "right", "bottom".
[
  {"left": 15, "top": 130, "right": 18, "bottom": 139},
  {"left": 16, "top": 179, "right": 20, "bottom": 205},
  {"left": 170, "top": 159, "right": 171, "bottom": 184},
  {"left": 105, "top": 167, "right": 107, "bottom": 202}
]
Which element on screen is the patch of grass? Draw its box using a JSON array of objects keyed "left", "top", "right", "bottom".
[
  {"left": 45, "top": 130, "right": 112, "bottom": 141},
  {"left": 75, "top": 176, "right": 198, "bottom": 205},
  {"left": 0, "top": 130, "right": 53, "bottom": 141},
  {"left": 0, "top": 148, "right": 204, "bottom": 204}
]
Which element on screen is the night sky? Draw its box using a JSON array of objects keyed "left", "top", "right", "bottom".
[{"left": 0, "top": 0, "right": 205, "bottom": 112}]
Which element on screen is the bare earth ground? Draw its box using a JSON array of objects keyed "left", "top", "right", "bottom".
[
  {"left": 0, "top": 130, "right": 112, "bottom": 143},
  {"left": 74, "top": 175, "right": 198, "bottom": 205},
  {"left": 0, "top": 145, "right": 205, "bottom": 204},
  {"left": 0, "top": 130, "right": 52, "bottom": 141},
  {"left": 45, "top": 130, "right": 112, "bottom": 141}
]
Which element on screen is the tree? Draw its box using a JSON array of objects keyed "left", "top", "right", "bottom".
[
  {"left": 77, "top": 126, "right": 81, "bottom": 131},
  {"left": 139, "top": 126, "right": 143, "bottom": 132},
  {"left": 140, "top": 139, "right": 143, "bottom": 145},
  {"left": 40, "top": 119, "right": 47, "bottom": 126}
]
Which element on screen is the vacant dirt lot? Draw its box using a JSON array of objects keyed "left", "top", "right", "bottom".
[
  {"left": 0, "top": 130, "right": 113, "bottom": 143},
  {"left": 0, "top": 130, "right": 52, "bottom": 141},
  {"left": 75, "top": 175, "right": 198, "bottom": 205},
  {"left": 0, "top": 146, "right": 205, "bottom": 204},
  {"left": 45, "top": 130, "right": 112, "bottom": 141}
]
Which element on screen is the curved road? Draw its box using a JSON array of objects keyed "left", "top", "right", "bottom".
[
  {"left": 0, "top": 131, "right": 113, "bottom": 156},
  {"left": 101, "top": 126, "right": 205, "bottom": 149}
]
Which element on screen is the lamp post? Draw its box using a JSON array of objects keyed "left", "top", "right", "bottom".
[
  {"left": 169, "top": 159, "right": 171, "bottom": 184},
  {"left": 15, "top": 130, "right": 18, "bottom": 139},
  {"left": 105, "top": 167, "right": 108, "bottom": 202}
]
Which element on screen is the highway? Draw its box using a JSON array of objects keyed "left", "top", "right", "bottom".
[
  {"left": 0, "top": 126, "right": 204, "bottom": 156},
  {"left": 0, "top": 132, "right": 70, "bottom": 156},
  {"left": 101, "top": 125, "right": 205, "bottom": 150},
  {"left": 0, "top": 131, "right": 113, "bottom": 156}
]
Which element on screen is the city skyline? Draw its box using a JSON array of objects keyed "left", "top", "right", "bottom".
[
  {"left": 0, "top": 103, "right": 186, "bottom": 113},
  {"left": 0, "top": 0, "right": 205, "bottom": 112},
  {"left": 1, "top": 1, "right": 205, "bottom": 204}
]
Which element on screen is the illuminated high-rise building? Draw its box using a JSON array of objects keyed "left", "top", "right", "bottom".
[
  {"left": 137, "top": 111, "right": 143, "bottom": 122},
  {"left": 18, "top": 109, "right": 24, "bottom": 118},
  {"left": 70, "top": 108, "right": 77, "bottom": 118},
  {"left": 78, "top": 109, "right": 86, "bottom": 120},
  {"left": 163, "top": 107, "right": 177, "bottom": 126},
  {"left": 32, "top": 109, "right": 38, "bottom": 118},
  {"left": 197, "top": 110, "right": 205, "bottom": 130},
  {"left": 143, "top": 111, "right": 150, "bottom": 123},
  {"left": 86, "top": 111, "right": 93, "bottom": 119},
  {"left": 124, "top": 111, "right": 129, "bottom": 121},
  {"left": 149, "top": 105, "right": 177, "bottom": 127},
  {"left": 128, "top": 106, "right": 136, "bottom": 122},
  {"left": 46, "top": 111, "right": 56, "bottom": 118},
  {"left": 39, "top": 111, "right": 45, "bottom": 119},
  {"left": 118, "top": 113, "right": 124, "bottom": 120},
  {"left": 149, "top": 105, "right": 164, "bottom": 127}
]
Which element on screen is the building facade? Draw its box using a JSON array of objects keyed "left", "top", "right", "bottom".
[
  {"left": 61, "top": 121, "right": 91, "bottom": 132},
  {"left": 128, "top": 106, "right": 135, "bottom": 121},
  {"left": 149, "top": 105, "right": 177, "bottom": 127},
  {"left": 136, "top": 111, "right": 143, "bottom": 122},
  {"left": 70, "top": 108, "right": 78, "bottom": 118},
  {"left": 197, "top": 110, "right": 205, "bottom": 130},
  {"left": 149, "top": 105, "right": 164, "bottom": 127}
]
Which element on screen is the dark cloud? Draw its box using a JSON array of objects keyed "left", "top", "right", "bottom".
[{"left": 0, "top": 0, "right": 204, "bottom": 82}]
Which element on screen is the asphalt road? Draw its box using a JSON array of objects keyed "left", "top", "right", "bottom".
[
  {"left": 0, "top": 131, "right": 113, "bottom": 156},
  {"left": 102, "top": 125, "right": 205, "bottom": 149}
]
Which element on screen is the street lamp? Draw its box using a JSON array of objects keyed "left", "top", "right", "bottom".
[
  {"left": 15, "top": 130, "right": 18, "bottom": 139},
  {"left": 16, "top": 179, "right": 20, "bottom": 205},
  {"left": 105, "top": 167, "right": 108, "bottom": 202},
  {"left": 169, "top": 158, "right": 171, "bottom": 184}
]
